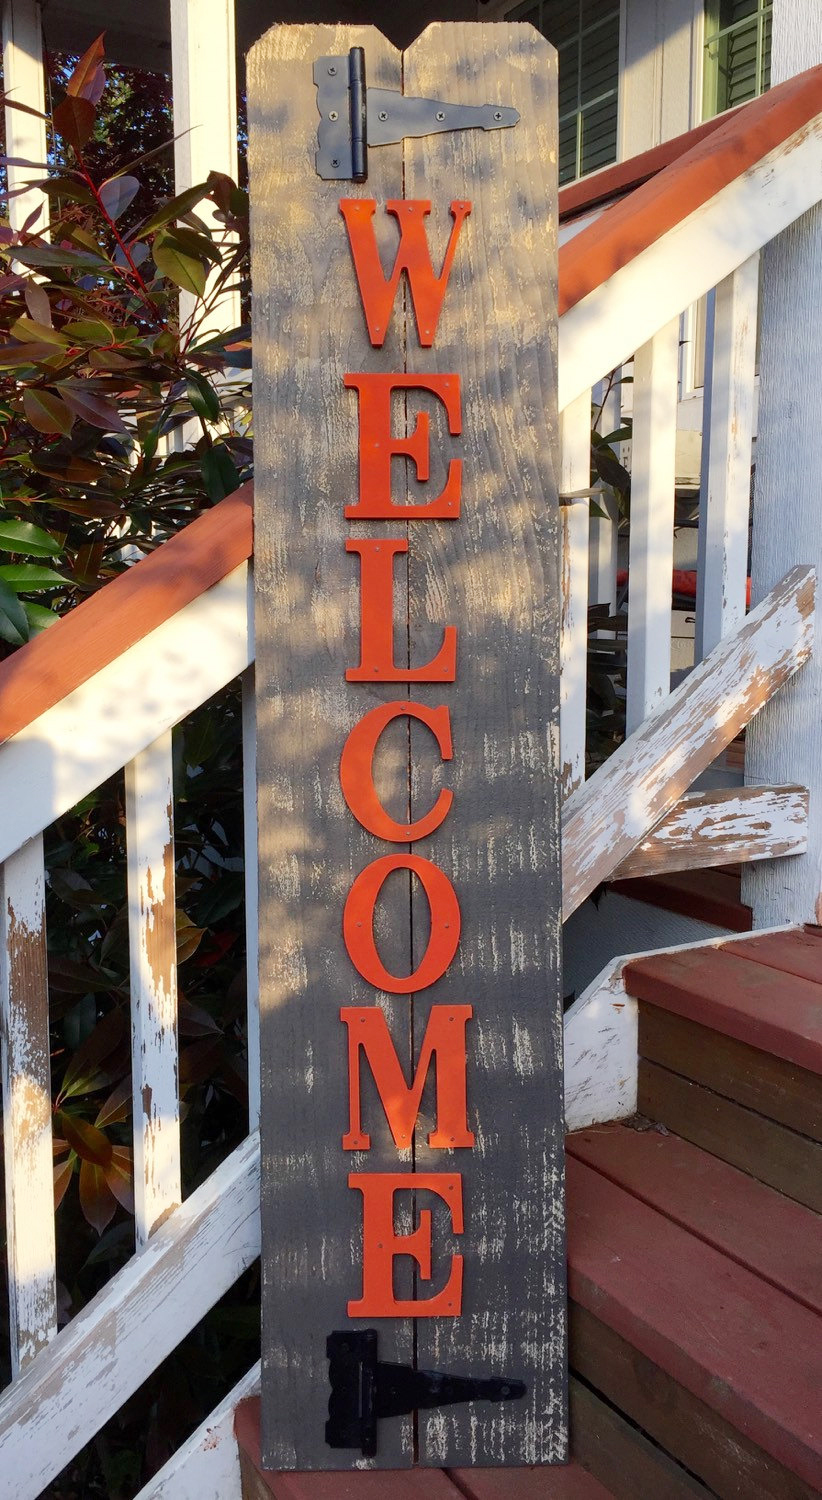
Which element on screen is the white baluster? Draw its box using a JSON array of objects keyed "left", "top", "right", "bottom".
[
  {"left": 625, "top": 321, "right": 680, "bottom": 734},
  {"left": 125, "top": 734, "right": 181, "bottom": 1245},
  {"left": 560, "top": 390, "right": 592, "bottom": 798},
  {"left": 0, "top": 834, "right": 56, "bottom": 1374}
]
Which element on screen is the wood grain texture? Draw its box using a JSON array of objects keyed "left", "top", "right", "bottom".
[
  {"left": 249, "top": 23, "right": 412, "bottom": 1471},
  {"left": 566, "top": 1155, "right": 822, "bottom": 1489},
  {"left": 722, "top": 924, "right": 822, "bottom": 984},
  {"left": 125, "top": 732, "right": 181, "bottom": 1244},
  {"left": 403, "top": 22, "right": 565, "bottom": 1468},
  {"left": 638, "top": 999, "right": 822, "bottom": 1141},
  {"left": 610, "top": 785, "right": 809, "bottom": 880},
  {"left": 567, "top": 1124, "right": 822, "bottom": 1316},
  {"left": 624, "top": 945, "right": 822, "bottom": 1074},
  {"left": 743, "top": 15, "right": 822, "bottom": 930},
  {"left": 250, "top": 19, "right": 564, "bottom": 1470},
  {"left": 0, "top": 835, "right": 56, "bottom": 1375},
  {"left": 567, "top": 1378, "right": 710, "bottom": 1500},
  {"left": 570, "top": 1304, "right": 821, "bottom": 1500},
  {"left": 561, "top": 564, "right": 815, "bottom": 918},
  {"left": 135, "top": 1363, "right": 261, "bottom": 1500},
  {"left": 637, "top": 1059, "right": 822, "bottom": 1214}
]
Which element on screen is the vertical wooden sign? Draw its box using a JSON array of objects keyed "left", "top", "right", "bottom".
[{"left": 249, "top": 21, "right": 565, "bottom": 1471}]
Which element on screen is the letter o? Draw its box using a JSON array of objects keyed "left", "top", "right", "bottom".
[{"left": 343, "top": 854, "right": 460, "bottom": 993}]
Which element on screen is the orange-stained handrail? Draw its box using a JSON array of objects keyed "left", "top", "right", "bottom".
[{"left": 1, "top": 64, "right": 821, "bottom": 751}]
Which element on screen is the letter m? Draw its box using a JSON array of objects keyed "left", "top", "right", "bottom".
[
  {"left": 340, "top": 198, "right": 471, "bottom": 348},
  {"left": 340, "top": 1004, "right": 474, "bottom": 1149}
]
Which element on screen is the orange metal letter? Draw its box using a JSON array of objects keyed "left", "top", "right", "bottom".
[
  {"left": 345, "top": 538, "right": 457, "bottom": 682},
  {"left": 340, "top": 1004, "right": 474, "bottom": 1150},
  {"left": 347, "top": 1172, "right": 464, "bottom": 1317},
  {"left": 340, "top": 701, "right": 453, "bottom": 842},
  {"left": 343, "top": 853, "right": 460, "bottom": 993},
  {"left": 344, "top": 372, "right": 461, "bottom": 520},
  {"left": 340, "top": 198, "right": 471, "bottom": 347}
]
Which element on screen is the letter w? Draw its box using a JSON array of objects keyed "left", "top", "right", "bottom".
[
  {"left": 340, "top": 198, "right": 471, "bottom": 348},
  {"left": 340, "top": 1004, "right": 474, "bottom": 1150}
]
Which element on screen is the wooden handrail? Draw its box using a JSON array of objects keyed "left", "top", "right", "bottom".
[
  {"left": 1, "top": 66, "right": 821, "bottom": 752},
  {"left": 558, "top": 64, "right": 822, "bottom": 316}
]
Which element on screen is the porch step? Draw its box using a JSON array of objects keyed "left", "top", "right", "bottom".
[
  {"left": 566, "top": 1133, "right": 822, "bottom": 1496},
  {"left": 624, "top": 928, "right": 822, "bottom": 1211}
]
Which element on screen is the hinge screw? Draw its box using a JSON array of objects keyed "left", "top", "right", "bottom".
[
  {"left": 329, "top": 110, "right": 338, "bottom": 120},
  {"left": 378, "top": 110, "right": 388, "bottom": 121},
  {"left": 331, "top": 157, "right": 340, "bottom": 168},
  {"left": 436, "top": 110, "right": 445, "bottom": 121},
  {"left": 494, "top": 110, "right": 502, "bottom": 120},
  {"left": 328, "top": 65, "right": 337, "bottom": 75}
]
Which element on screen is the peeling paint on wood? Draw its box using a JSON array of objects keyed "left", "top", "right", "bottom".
[
  {"left": 125, "top": 733, "right": 181, "bottom": 1245},
  {"left": 612, "top": 785, "right": 809, "bottom": 880},
  {"left": 0, "top": 1133, "right": 260, "bottom": 1500},
  {"left": 0, "top": 834, "right": 56, "bottom": 1376},
  {"left": 562, "top": 565, "right": 815, "bottom": 918}
]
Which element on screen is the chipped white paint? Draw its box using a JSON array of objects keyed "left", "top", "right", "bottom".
[
  {"left": 0, "top": 834, "right": 55, "bottom": 1376},
  {"left": 564, "top": 959, "right": 638, "bottom": 1131},
  {"left": 125, "top": 732, "right": 181, "bottom": 1245},
  {"left": 612, "top": 784, "right": 809, "bottom": 880},
  {"left": 625, "top": 321, "right": 679, "bottom": 734},
  {"left": 0, "top": 562, "right": 252, "bottom": 866},
  {"left": 135, "top": 1362, "right": 260, "bottom": 1500},
  {"left": 558, "top": 113, "right": 822, "bottom": 412},
  {"left": 562, "top": 565, "right": 815, "bottom": 917},
  {"left": 696, "top": 254, "right": 759, "bottom": 660},
  {"left": 0, "top": 1132, "right": 260, "bottom": 1500},
  {"left": 560, "top": 390, "right": 592, "bottom": 798}
]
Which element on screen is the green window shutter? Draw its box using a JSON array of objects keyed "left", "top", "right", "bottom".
[
  {"left": 704, "top": 0, "right": 772, "bottom": 119},
  {"left": 509, "top": 0, "right": 620, "bottom": 184}
]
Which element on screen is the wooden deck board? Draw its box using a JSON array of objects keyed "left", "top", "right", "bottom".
[
  {"left": 720, "top": 926, "right": 822, "bottom": 985},
  {"left": 566, "top": 1155, "right": 822, "bottom": 1489},
  {"left": 624, "top": 944, "right": 822, "bottom": 1073},
  {"left": 567, "top": 1124, "right": 822, "bottom": 1315}
]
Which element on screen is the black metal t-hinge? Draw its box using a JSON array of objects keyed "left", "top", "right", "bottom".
[
  {"left": 314, "top": 48, "right": 519, "bottom": 183},
  {"left": 326, "top": 1329, "right": 526, "bottom": 1457}
]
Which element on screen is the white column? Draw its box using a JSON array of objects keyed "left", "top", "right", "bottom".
[
  {"left": 743, "top": 6, "right": 822, "bottom": 925},
  {"left": 1, "top": 0, "right": 47, "bottom": 235},
  {"left": 170, "top": 0, "right": 240, "bottom": 334}
]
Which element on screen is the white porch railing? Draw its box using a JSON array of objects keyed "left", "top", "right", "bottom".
[{"left": 0, "top": 58, "right": 820, "bottom": 1500}]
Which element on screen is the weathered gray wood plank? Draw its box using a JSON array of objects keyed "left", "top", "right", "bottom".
[
  {"left": 248, "top": 23, "right": 413, "bottom": 1470},
  {"left": 403, "top": 21, "right": 566, "bottom": 1468}
]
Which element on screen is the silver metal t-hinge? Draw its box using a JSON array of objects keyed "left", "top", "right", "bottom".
[{"left": 314, "top": 47, "right": 519, "bottom": 182}]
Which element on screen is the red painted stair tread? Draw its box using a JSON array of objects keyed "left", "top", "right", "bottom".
[
  {"left": 567, "top": 1124, "right": 822, "bottom": 1316},
  {"left": 566, "top": 1155, "right": 822, "bottom": 1489},
  {"left": 623, "top": 944, "right": 822, "bottom": 1074},
  {"left": 720, "top": 926, "right": 822, "bottom": 985},
  {"left": 451, "top": 1465, "right": 613, "bottom": 1498}
]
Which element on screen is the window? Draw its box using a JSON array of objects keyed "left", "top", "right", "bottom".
[
  {"left": 703, "top": 0, "right": 772, "bottom": 117},
  {"left": 509, "top": 0, "right": 620, "bottom": 184}
]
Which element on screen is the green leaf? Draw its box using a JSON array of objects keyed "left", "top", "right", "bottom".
[
  {"left": 2, "top": 242, "right": 108, "bottom": 270},
  {"left": 22, "top": 387, "right": 74, "bottom": 435},
  {"left": 200, "top": 444, "right": 240, "bottom": 503},
  {"left": 136, "top": 182, "right": 211, "bottom": 236},
  {"left": 153, "top": 230, "right": 207, "bottom": 297},
  {"left": 0, "top": 577, "right": 29, "bottom": 645},
  {"left": 22, "top": 600, "right": 59, "bottom": 634},
  {"left": 0, "top": 562, "right": 67, "bottom": 591},
  {"left": 99, "top": 174, "right": 140, "bottom": 221},
  {"left": 0, "top": 518, "right": 61, "bottom": 556},
  {"left": 62, "top": 317, "right": 116, "bottom": 344},
  {"left": 53, "top": 95, "right": 96, "bottom": 153},
  {"left": 186, "top": 370, "right": 220, "bottom": 423},
  {"left": 24, "top": 280, "right": 52, "bottom": 326},
  {"left": 10, "top": 315, "right": 67, "bottom": 346}
]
